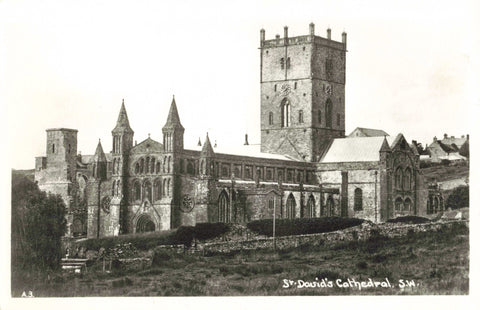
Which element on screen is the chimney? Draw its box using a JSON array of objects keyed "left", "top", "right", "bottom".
[
  {"left": 284, "top": 26, "right": 288, "bottom": 44},
  {"left": 444, "top": 133, "right": 448, "bottom": 139},
  {"left": 309, "top": 22, "right": 315, "bottom": 36},
  {"left": 342, "top": 31, "right": 347, "bottom": 46},
  {"left": 451, "top": 135, "right": 455, "bottom": 139},
  {"left": 327, "top": 28, "right": 331, "bottom": 39},
  {"left": 244, "top": 134, "right": 249, "bottom": 145},
  {"left": 433, "top": 136, "right": 437, "bottom": 142},
  {"left": 275, "top": 34, "right": 280, "bottom": 44},
  {"left": 461, "top": 135, "right": 465, "bottom": 138},
  {"left": 467, "top": 134, "right": 469, "bottom": 140},
  {"left": 214, "top": 140, "right": 217, "bottom": 148},
  {"left": 260, "top": 28, "right": 265, "bottom": 46}
]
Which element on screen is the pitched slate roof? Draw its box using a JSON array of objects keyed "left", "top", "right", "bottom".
[
  {"left": 320, "top": 136, "right": 397, "bottom": 163},
  {"left": 347, "top": 127, "right": 389, "bottom": 138},
  {"left": 163, "top": 96, "right": 184, "bottom": 130},
  {"left": 187, "top": 143, "right": 297, "bottom": 161}
]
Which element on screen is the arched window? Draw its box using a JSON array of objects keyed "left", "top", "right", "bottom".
[
  {"left": 326, "top": 196, "right": 334, "bottom": 216},
  {"left": 280, "top": 58, "right": 285, "bottom": 69},
  {"left": 139, "top": 158, "right": 144, "bottom": 174},
  {"left": 304, "top": 195, "right": 315, "bottom": 218},
  {"left": 92, "top": 163, "right": 96, "bottom": 178},
  {"left": 325, "top": 99, "right": 332, "bottom": 128},
  {"left": 286, "top": 194, "right": 296, "bottom": 219},
  {"left": 298, "top": 110, "right": 304, "bottom": 123},
  {"left": 135, "top": 162, "right": 140, "bottom": 174},
  {"left": 134, "top": 181, "right": 141, "bottom": 201},
  {"left": 200, "top": 160, "right": 205, "bottom": 175},
  {"left": 163, "top": 156, "right": 167, "bottom": 173},
  {"left": 404, "top": 168, "right": 412, "bottom": 190},
  {"left": 116, "top": 180, "right": 120, "bottom": 196},
  {"left": 286, "top": 57, "right": 291, "bottom": 69},
  {"left": 404, "top": 198, "right": 412, "bottom": 212},
  {"left": 294, "top": 82, "right": 297, "bottom": 89},
  {"left": 218, "top": 191, "right": 229, "bottom": 223},
  {"left": 154, "top": 179, "right": 161, "bottom": 200},
  {"left": 354, "top": 188, "right": 363, "bottom": 211},
  {"left": 112, "top": 182, "right": 115, "bottom": 196},
  {"left": 167, "top": 156, "right": 171, "bottom": 173},
  {"left": 156, "top": 162, "right": 160, "bottom": 174},
  {"left": 151, "top": 158, "right": 155, "bottom": 173},
  {"left": 269, "top": 112, "right": 274, "bottom": 125},
  {"left": 318, "top": 110, "right": 321, "bottom": 124},
  {"left": 281, "top": 98, "right": 290, "bottom": 128},
  {"left": 433, "top": 197, "right": 439, "bottom": 213},
  {"left": 395, "top": 167, "right": 403, "bottom": 189},
  {"left": 143, "top": 180, "right": 152, "bottom": 202},
  {"left": 162, "top": 179, "right": 167, "bottom": 197},
  {"left": 395, "top": 197, "right": 403, "bottom": 211},
  {"left": 112, "top": 158, "right": 116, "bottom": 174},
  {"left": 52, "top": 143, "right": 55, "bottom": 154},
  {"left": 187, "top": 161, "right": 194, "bottom": 175},
  {"left": 146, "top": 157, "right": 150, "bottom": 174},
  {"left": 167, "top": 178, "right": 171, "bottom": 197},
  {"left": 72, "top": 218, "right": 84, "bottom": 237}
]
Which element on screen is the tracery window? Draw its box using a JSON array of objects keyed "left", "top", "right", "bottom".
[{"left": 286, "top": 194, "right": 296, "bottom": 219}]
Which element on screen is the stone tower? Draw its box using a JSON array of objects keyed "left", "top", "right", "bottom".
[
  {"left": 35, "top": 128, "right": 78, "bottom": 236},
  {"left": 162, "top": 96, "right": 184, "bottom": 228},
  {"left": 260, "top": 23, "right": 347, "bottom": 161},
  {"left": 111, "top": 99, "right": 134, "bottom": 233}
]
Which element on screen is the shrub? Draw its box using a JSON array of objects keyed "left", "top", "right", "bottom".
[
  {"left": 446, "top": 186, "right": 469, "bottom": 210},
  {"left": 246, "top": 217, "right": 364, "bottom": 237},
  {"left": 387, "top": 216, "right": 430, "bottom": 224},
  {"left": 193, "top": 222, "right": 230, "bottom": 240}
]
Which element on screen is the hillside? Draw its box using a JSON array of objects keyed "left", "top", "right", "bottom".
[
  {"left": 12, "top": 169, "right": 35, "bottom": 182},
  {"left": 420, "top": 164, "right": 469, "bottom": 183}
]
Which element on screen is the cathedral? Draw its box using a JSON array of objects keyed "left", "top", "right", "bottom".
[{"left": 34, "top": 23, "right": 428, "bottom": 238}]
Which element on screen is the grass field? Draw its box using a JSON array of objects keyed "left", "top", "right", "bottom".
[{"left": 15, "top": 222, "right": 468, "bottom": 297}]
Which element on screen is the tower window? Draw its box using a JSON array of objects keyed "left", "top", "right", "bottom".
[
  {"left": 52, "top": 144, "right": 55, "bottom": 154},
  {"left": 265, "top": 50, "right": 269, "bottom": 55},
  {"left": 303, "top": 46, "right": 306, "bottom": 51},
  {"left": 298, "top": 110, "right": 304, "bottom": 123},
  {"left": 68, "top": 144, "right": 71, "bottom": 154},
  {"left": 274, "top": 84, "right": 277, "bottom": 92},
  {"left": 318, "top": 110, "right": 322, "bottom": 124},
  {"left": 294, "top": 82, "right": 297, "bottom": 89},
  {"left": 280, "top": 58, "right": 284, "bottom": 69},
  {"left": 268, "top": 112, "right": 274, "bottom": 125},
  {"left": 325, "top": 99, "right": 332, "bottom": 128},
  {"left": 337, "top": 113, "right": 341, "bottom": 126},
  {"left": 281, "top": 98, "right": 290, "bottom": 128},
  {"left": 325, "top": 58, "right": 333, "bottom": 79},
  {"left": 286, "top": 57, "right": 291, "bottom": 69}
]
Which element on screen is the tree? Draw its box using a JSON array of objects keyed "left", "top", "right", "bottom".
[
  {"left": 445, "top": 186, "right": 469, "bottom": 210},
  {"left": 12, "top": 173, "right": 67, "bottom": 276}
]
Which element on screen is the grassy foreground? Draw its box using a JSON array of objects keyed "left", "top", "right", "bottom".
[{"left": 14, "top": 222, "right": 468, "bottom": 296}]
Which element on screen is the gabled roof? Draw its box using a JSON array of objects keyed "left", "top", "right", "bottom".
[
  {"left": 130, "top": 137, "right": 163, "bottom": 154},
  {"left": 163, "top": 96, "right": 184, "bottom": 130},
  {"left": 320, "top": 136, "right": 397, "bottom": 163},
  {"left": 347, "top": 127, "right": 389, "bottom": 138},
  {"left": 112, "top": 99, "right": 134, "bottom": 133}
]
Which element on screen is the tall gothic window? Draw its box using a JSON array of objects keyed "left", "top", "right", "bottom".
[
  {"left": 139, "top": 158, "right": 144, "bottom": 174},
  {"left": 154, "top": 179, "right": 161, "bottom": 200},
  {"left": 286, "top": 194, "right": 296, "bottom": 219},
  {"left": 395, "top": 197, "right": 403, "bottom": 211},
  {"left": 144, "top": 180, "right": 152, "bottom": 202},
  {"left": 354, "top": 188, "right": 363, "bottom": 211},
  {"left": 134, "top": 181, "right": 141, "bottom": 201},
  {"left": 146, "top": 157, "right": 150, "bottom": 174},
  {"left": 52, "top": 143, "right": 55, "bottom": 154},
  {"left": 318, "top": 110, "right": 321, "bottom": 124},
  {"left": 167, "top": 179, "right": 171, "bottom": 197},
  {"left": 218, "top": 191, "right": 229, "bottom": 223},
  {"left": 280, "top": 58, "right": 285, "bottom": 69},
  {"left": 404, "top": 168, "right": 412, "bottom": 190},
  {"left": 151, "top": 158, "right": 155, "bottom": 173},
  {"left": 404, "top": 198, "right": 412, "bottom": 211},
  {"left": 305, "top": 195, "right": 315, "bottom": 218},
  {"left": 269, "top": 112, "right": 274, "bottom": 125},
  {"left": 286, "top": 57, "right": 291, "bottom": 69},
  {"left": 325, "top": 99, "right": 332, "bottom": 128},
  {"left": 395, "top": 167, "right": 403, "bottom": 189},
  {"left": 281, "top": 98, "right": 290, "bottom": 128}
]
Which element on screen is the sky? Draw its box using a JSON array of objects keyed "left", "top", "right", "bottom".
[{"left": 1, "top": 0, "right": 479, "bottom": 169}]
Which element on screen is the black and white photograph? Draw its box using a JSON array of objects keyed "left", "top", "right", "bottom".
[{"left": 1, "top": 0, "right": 478, "bottom": 307}]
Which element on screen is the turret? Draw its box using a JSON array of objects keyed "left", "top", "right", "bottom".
[
  {"left": 379, "top": 136, "right": 391, "bottom": 163},
  {"left": 200, "top": 133, "right": 215, "bottom": 176},
  {"left": 112, "top": 99, "right": 134, "bottom": 156},
  {"left": 162, "top": 95, "right": 184, "bottom": 153}
]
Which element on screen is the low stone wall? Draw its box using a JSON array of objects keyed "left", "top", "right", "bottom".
[{"left": 197, "top": 219, "right": 468, "bottom": 254}]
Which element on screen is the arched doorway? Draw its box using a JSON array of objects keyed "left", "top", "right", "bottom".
[
  {"left": 136, "top": 214, "right": 156, "bottom": 233},
  {"left": 395, "top": 197, "right": 404, "bottom": 212}
]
